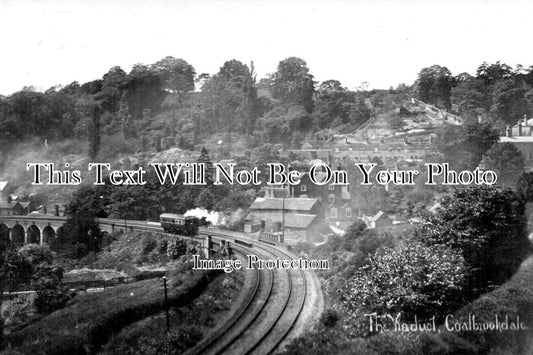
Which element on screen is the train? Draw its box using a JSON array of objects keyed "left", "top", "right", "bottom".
[{"left": 160, "top": 213, "right": 201, "bottom": 235}]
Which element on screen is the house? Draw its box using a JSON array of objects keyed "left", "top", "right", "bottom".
[
  {"left": 0, "top": 201, "right": 29, "bottom": 216},
  {"left": 244, "top": 197, "right": 326, "bottom": 243},
  {"left": 291, "top": 164, "right": 358, "bottom": 231},
  {"left": 500, "top": 115, "right": 533, "bottom": 171},
  {"left": 0, "top": 181, "right": 10, "bottom": 201}
]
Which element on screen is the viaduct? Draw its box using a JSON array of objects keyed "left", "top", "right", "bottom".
[{"left": 0, "top": 215, "right": 132, "bottom": 246}]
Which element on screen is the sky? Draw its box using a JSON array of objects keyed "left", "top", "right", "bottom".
[{"left": 1, "top": 0, "right": 533, "bottom": 95}]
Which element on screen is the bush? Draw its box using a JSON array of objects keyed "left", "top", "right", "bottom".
[
  {"left": 344, "top": 240, "right": 466, "bottom": 325},
  {"left": 320, "top": 309, "right": 339, "bottom": 328},
  {"left": 142, "top": 236, "right": 157, "bottom": 255},
  {"left": 167, "top": 238, "right": 188, "bottom": 259},
  {"left": 158, "top": 239, "right": 168, "bottom": 255},
  {"left": 33, "top": 265, "right": 74, "bottom": 314},
  {"left": 18, "top": 244, "right": 54, "bottom": 266}
]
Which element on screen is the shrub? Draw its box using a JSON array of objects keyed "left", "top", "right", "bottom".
[
  {"left": 158, "top": 240, "right": 168, "bottom": 255},
  {"left": 18, "top": 244, "right": 54, "bottom": 266},
  {"left": 167, "top": 238, "right": 188, "bottom": 259},
  {"left": 344, "top": 240, "right": 466, "bottom": 325},
  {"left": 142, "top": 236, "right": 157, "bottom": 255},
  {"left": 320, "top": 309, "right": 339, "bottom": 328},
  {"left": 33, "top": 265, "right": 74, "bottom": 314}
]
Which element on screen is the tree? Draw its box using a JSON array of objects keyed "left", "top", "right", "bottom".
[
  {"left": 270, "top": 57, "right": 315, "bottom": 113},
  {"left": 414, "top": 65, "right": 455, "bottom": 109},
  {"left": 123, "top": 64, "right": 166, "bottom": 119},
  {"left": 415, "top": 186, "right": 531, "bottom": 298},
  {"left": 318, "top": 79, "right": 345, "bottom": 92},
  {"left": 490, "top": 78, "right": 530, "bottom": 124},
  {"left": 435, "top": 123, "right": 499, "bottom": 170},
  {"left": 67, "top": 185, "right": 110, "bottom": 218},
  {"left": 516, "top": 172, "right": 533, "bottom": 202},
  {"left": 312, "top": 81, "right": 371, "bottom": 130},
  {"left": 98, "top": 66, "right": 127, "bottom": 112},
  {"left": 451, "top": 76, "right": 489, "bottom": 120},
  {"left": 152, "top": 57, "right": 195, "bottom": 106},
  {"left": 195, "top": 188, "right": 217, "bottom": 211},
  {"left": 251, "top": 143, "right": 284, "bottom": 176},
  {"left": 88, "top": 104, "right": 102, "bottom": 160},
  {"left": 52, "top": 185, "right": 109, "bottom": 258},
  {"left": 201, "top": 60, "right": 258, "bottom": 134},
  {"left": 476, "top": 61, "right": 513, "bottom": 86},
  {"left": 197, "top": 147, "right": 214, "bottom": 186},
  {"left": 32, "top": 265, "right": 72, "bottom": 314},
  {"left": 481, "top": 143, "right": 524, "bottom": 187},
  {"left": 53, "top": 211, "right": 103, "bottom": 258}
]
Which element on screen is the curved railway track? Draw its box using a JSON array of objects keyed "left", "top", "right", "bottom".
[{"left": 191, "top": 237, "right": 307, "bottom": 355}]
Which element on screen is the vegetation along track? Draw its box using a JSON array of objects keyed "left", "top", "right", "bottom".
[{"left": 99, "top": 219, "right": 311, "bottom": 354}]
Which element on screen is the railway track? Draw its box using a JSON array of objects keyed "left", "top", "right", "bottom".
[{"left": 191, "top": 239, "right": 307, "bottom": 355}]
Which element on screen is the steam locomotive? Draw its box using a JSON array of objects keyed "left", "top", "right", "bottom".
[{"left": 160, "top": 213, "right": 200, "bottom": 235}]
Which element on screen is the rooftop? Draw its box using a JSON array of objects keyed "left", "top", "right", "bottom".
[
  {"left": 250, "top": 197, "right": 318, "bottom": 212},
  {"left": 500, "top": 136, "right": 533, "bottom": 143},
  {"left": 246, "top": 211, "right": 317, "bottom": 229}
]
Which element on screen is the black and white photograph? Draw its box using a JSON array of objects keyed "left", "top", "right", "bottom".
[{"left": 1, "top": 0, "right": 533, "bottom": 354}]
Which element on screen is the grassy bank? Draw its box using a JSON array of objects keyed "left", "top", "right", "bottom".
[
  {"left": 101, "top": 271, "right": 244, "bottom": 354},
  {"left": 6, "top": 265, "right": 219, "bottom": 354}
]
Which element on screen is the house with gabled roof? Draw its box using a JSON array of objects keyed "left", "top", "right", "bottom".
[{"left": 244, "top": 197, "right": 327, "bottom": 243}]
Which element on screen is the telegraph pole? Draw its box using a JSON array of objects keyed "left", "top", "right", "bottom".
[
  {"left": 282, "top": 194, "right": 285, "bottom": 243},
  {"left": 162, "top": 276, "right": 170, "bottom": 332}
]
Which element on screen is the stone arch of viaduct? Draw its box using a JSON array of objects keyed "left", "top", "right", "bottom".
[
  {"left": 0, "top": 216, "right": 126, "bottom": 246},
  {"left": 0, "top": 216, "right": 65, "bottom": 246}
]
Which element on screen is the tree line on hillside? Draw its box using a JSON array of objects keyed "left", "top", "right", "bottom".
[
  {"left": 3, "top": 59, "right": 533, "bottom": 159},
  {"left": 414, "top": 62, "right": 533, "bottom": 126},
  {"left": 0, "top": 56, "right": 376, "bottom": 161}
]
